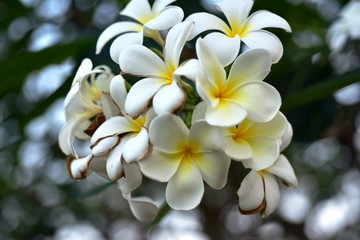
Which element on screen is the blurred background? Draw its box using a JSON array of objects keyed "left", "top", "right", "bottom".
[{"left": 1, "top": 0, "right": 360, "bottom": 239}]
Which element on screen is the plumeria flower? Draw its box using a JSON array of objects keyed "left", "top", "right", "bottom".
[
  {"left": 237, "top": 154, "right": 298, "bottom": 218},
  {"left": 327, "top": 0, "right": 360, "bottom": 52},
  {"left": 58, "top": 58, "right": 118, "bottom": 158},
  {"left": 119, "top": 21, "right": 194, "bottom": 117},
  {"left": 177, "top": 38, "right": 281, "bottom": 127},
  {"left": 90, "top": 75, "right": 156, "bottom": 181},
  {"left": 186, "top": 0, "right": 291, "bottom": 65},
  {"left": 139, "top": 113, "right": 231, "bottom": 210},
  {"left": 96, "top": 0, "right": 184, "bottom": 63}
]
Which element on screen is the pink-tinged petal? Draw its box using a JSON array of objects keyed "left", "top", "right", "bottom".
[
  {"left": 280, "top": 122, "right": 293, "bottom": 151},
  {"left": 215, "top": 0, "right": 254, "bottom": 34},
  {"left": 152, "top": 81, "right": 186, "bottom": 115},
  {"left": 237, "top": 170, "right": 265, "bottom": 214},
  {"left": 246, "top": 10, "right": 291, "bottom": 32},
  {"left": 110, "top": 75, "right": 128, "bottom": 114},
  {"left": 191, "top": 101, "right": 207, "bottom": 124},
  {"left": 124, "top": 193, "right": 159, "bottom": 222},
  {"left": 189, "top": 121, "right": 224, "bottom": 151},
  {"left": 110, "top": 32, "right": 143, "bottom": 64},
  {"left": 191, "top": 151, "right": 231, "bottom": 190},
  {"left": 139, "top": 150, "right": 182, "bottom": 182},
  {"left": 203, "top": 33, "right": 240, "bottom": 67},
  {"left": 145, "top": 6, "right": 184, "bottom": 31},
  {"left": 96, "top": 21, "right": 142, "bottom": 54},
  {"left": 205, "top": 100, "right": 247, "bottom": 127},
  {"left": 262, "top": 173, "right": 280, "bottom": 217},
  {"left": 101, "top": 93, "right": 121, "bottom": 119},
  {"left": 224, "top": 137, "right": 253, "bottom": 160},
  {"left": 119, "top": 45, "right": 167, "bottom": 77},
  {"left": 91, "top": 136, "right": 119, "bottom": 156},
  {"left": 242, "top": 30, "right": 284, "bottom": 63},
  {"left": 118, "top": 161, "right": 142, "bottom": 194},
  {"left": 267, "top": 155, "right": 298, "bottom": 188},
  {"left": 246, "top": 112, "right": 288, "bottom": 139},
  {"left": 121, "top": 0, "right": 152, "bottom": 23},
  {"left": 152, "top": 0, "right": 177, "bottom": 13},
  {"left": 125, "top": 78, "right": 165, "bottom": 118},
  {"left": 72, "top": 58, "right": 93, "bottom": 84},
  {"left": 106, "top": 141, "right": 125, "bottom": 181},
  {"left": 228, "top": 82, "right": 281, "bottom": 122},
  {"left": 186, "top": 12, "right": 230, "bottom": 39},
  {"left": 242, "top": 137, "right": 279, "bottom": 170},
  {"left": 149, "top": 114, "right": 188, "bottom": 153},
  {"left": 196, "top": 38, "right": 226, "bottom": 89},
  {"left": 123, "top": 128, "right": 150, "bottom": 163},
  {"left": 58, "top": 117, "right": 87, "bottom": 157},
  {"left": 66, "top": 155, "right": 93, "bottom": 180},
  {"left": 166, "top": 159, "right": 204, "bottom": 210},
  {"left": 227, "top": 48, "right": 271, "bottom": 88},
  {"left": 163, "top": 21, "right": 193, "bottom": 67},
  {"left": 91, "top": 116, "right": 138, "bottom": 145},
  {"left": 89, "top": 156, "right": 109, "bottom": 179}
]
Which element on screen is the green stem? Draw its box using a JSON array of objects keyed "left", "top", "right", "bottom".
[{"left": 151, "top": 203, "right": 171, "bottom": 226}]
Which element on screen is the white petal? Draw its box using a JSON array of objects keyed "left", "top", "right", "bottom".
[
  {"left": 191, "top": 151, "right": 231, "bottom": 190},
  {"left": 88, "top": 156, "right": 109, "bottom": 179},
  {"left": 106, "top": 141, "right": 125, "bottom": 181},
  {"left": 173, "top": 59, "right": 204, "bottom": 82},
  {"left": 280, "top": 122, "right": 293, "bottom": 151},
  {"left": 163, "top": 21, "right": 193, "bottom": 67},
  {"left": 101, "top": 93, "right": 121, "bottom": 119},
  {"left": 110, "top": 75, "right": 128, "bottom": 114},
  {"left": 123, "top": 128, "right": 150, "bottom": 163},
  {"left": 166, "top": 160, "right": 204, "bottom": 210},
  {"left": 191, "top": 101, "right": 207, "bottom": 124},
  {"left": 58, "top": 117, "right": 86, "bottom": 157},
  {"left": 120, "top": 44, "right": 167, "bottom": 76},
  {"left": 149, "top": 114, "right": 188, "bottom": 153},
  {"left": 91, "top": 136, "right": 119, "bottom": 156},
  {"left": 224, "top": 137, "right": 253, "bottom": 160},
  {"left": 144, "top": 108, "right": 157, "bottom": 128},
  {"left": 215, "top": 0, "right": 253, "bottom": 34},
  {"left": 125, "top": 78, "right": 165, "bottom": 118},
  {"left": 246, "top": 10, "right": 291, "bottom": 32},
  {"left": 64, "top": 82, "right": 83, "bottom": 113},
  {"left": 267, "top": 155, "right": 298, "bottom": 188},
  {"left": 66, "top": 154, "right": 93, "bottom": 180},
  {"left": 227, "top": 48, "right": 271, "bottom": 88},
  {"left": 124, "top": 193, "right": 159, "bottom": 222},
  {"left": 262, "top": 173, "right": 280, "bottom": 217},
  {"left": 73, "top": 58, "right": 93, "bottom": 84},
  {"left": 189, "top": 121, "right": 223, "bottom": 151},
  {"left": 186, "top": 12, "right": 230, "bottom": 39},
  {"left": 145, "top": 6, "right": 184, "bottom": 30},
  {"left": 229, "top": 82, "right": 281, "bottom": 122},
  {"left": 110, "top": 32, "right": 143, "bottom": 64},
  {"left": 152, "top": 0, "right": 177, "bottom": 13},
  {"left": 196, "top": 38, "right": 226, "bottom": 89},
  {"left": 152, "top": 81, "right": 185, "bottom": 115},
  {"left": 242, "top": 30, "right": 284, "bottom": 63},
  {"left": 203, "top": 33, "right": 240, "bottom": 67},
  {"left": 242, "top": 137, "right": 279, "bottom": 170},
  {"left": 237, "top": 170, "right": 265, "bottom": 214},
  {"left": 91, "top": 116, "right": 138, "bottom": 145},
  {"left": 96, "top": 21, "right": 142, "bottom": 54},
  {"left": 139, "top": 150, "right": 182, "bottom": 182},
  {"left": 205, "top": 100, "right": 247, "bottom": 127},
  {"left": 118, "top": 161, "right": 142, "bottom": 194},
  {"left": 246, "top": 112, "right": 288, "bottom": 139},
  {"left": 121, "top": 0, "right": 152, "bottom": 23}
]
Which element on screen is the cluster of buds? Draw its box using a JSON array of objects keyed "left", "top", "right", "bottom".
[{"left": 59, "top": 0, "right": 297, "bottom": 221}]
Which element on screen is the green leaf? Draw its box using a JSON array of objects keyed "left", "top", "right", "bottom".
[{"left": 282, "top": 69, "right": 360, "bottom": 111}]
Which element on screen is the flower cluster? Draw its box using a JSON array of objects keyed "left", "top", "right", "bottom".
[{"left": 59, "top": 0, "right": 297, "bottom": 221}]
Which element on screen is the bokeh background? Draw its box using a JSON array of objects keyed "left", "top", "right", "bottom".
[{"left": 1, "top": 0, "right": 360, "bottom": 239}]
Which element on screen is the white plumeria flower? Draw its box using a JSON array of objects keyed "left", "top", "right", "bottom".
[
  {"left": 90, "top": 75, "right": 156, "bottom": 181},
  {"left": 327, "top": 1, "right": 360, "bottom": 52},
  {"left": 186, "top": 0, "right": 291, "bottom": 65},
  {"left": 119, "top": 21, "right": 194, "bottom": 117},
  {"left": 139, "top": 113, "right": 231, "bottom": 210},
  {"left": 58, "top": 58, "right": 118, "bottom": 158},
  {"left": 237, "top": 154, "right": 298, "bottom": 218},
  {"left": 177, "top": 38, "right": 281, "bottom": 127},
  {"left": 96, "top": 0, "right": 184, "bottom": 63}
]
